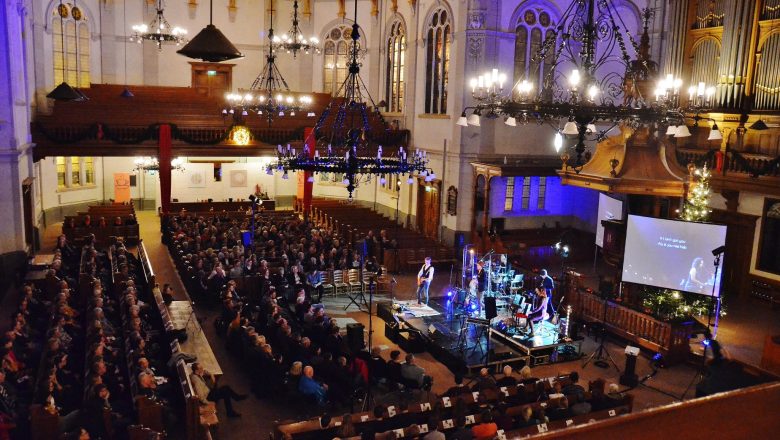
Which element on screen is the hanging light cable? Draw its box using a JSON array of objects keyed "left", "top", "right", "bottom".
[{"left": 120, "top": 0, "right": 133, "bottom": 98}]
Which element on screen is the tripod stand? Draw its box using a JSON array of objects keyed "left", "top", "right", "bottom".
[
  {"left": 682, "top": 249, "right": 723, "bottom": 399},
  {"left": 360, "top": 277, "right": 377, "bottom": 411},
  {"left": 582, "top": 294, "right": 620, "bottom": 372}
]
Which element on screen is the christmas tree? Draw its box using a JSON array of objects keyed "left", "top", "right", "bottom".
[{"left": 681, "top": 164, "right": 711, "bottom": 222}]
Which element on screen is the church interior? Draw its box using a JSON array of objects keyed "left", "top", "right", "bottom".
[{"left": 1, "top": 0, "right": 780, "bottom": 439}]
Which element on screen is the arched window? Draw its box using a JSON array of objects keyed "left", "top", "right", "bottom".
[
  {"left": 424, "top": 7, "right": 450, "bottom": 114},
  {"left": 323, "top": 24, "right": 362, "bottom": 95},
  {"left": 385, "top": 20, "right": 406, "bottom": 113},
  {"left": 52, "top": 2, "right": 90, "bottom": 87},
  {"left": 513, "top": 8, "right": 555, "bottom": 89}
]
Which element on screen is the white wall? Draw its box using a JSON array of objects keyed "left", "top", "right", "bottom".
[{"left": 38, "top": 156, "right": 104, "bottom": 211}]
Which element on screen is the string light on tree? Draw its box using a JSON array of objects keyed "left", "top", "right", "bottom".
[{"left": 680, "top": 164, "right": 712, "bottom": 222}]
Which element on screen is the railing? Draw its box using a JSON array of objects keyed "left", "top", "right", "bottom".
[
  {"left": 676, "top": 148, "right": 780, "bottom": 178},
  {"left": 569, "top": 280, "right": 694, "bottom": 364}
]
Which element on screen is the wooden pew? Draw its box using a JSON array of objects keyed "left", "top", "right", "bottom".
[
  {"left": 128, "top": 424, "right": 164, "bottom": 440},
  {"left": 176, "top": 358, "right": 218, "bottom": 440}
]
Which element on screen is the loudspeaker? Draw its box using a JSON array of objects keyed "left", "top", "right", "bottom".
[
  {"left": 620, "top": 351, "right": 639, "bottom": 387},
  {"left": 346, "top": 323, "right": 365, "bottom": 352},
  {"left": 377, "top": 302, "right": 395, "bottom": 323},
  {"left": 485, "top": 296, "right": 497, "bottom": 320}
]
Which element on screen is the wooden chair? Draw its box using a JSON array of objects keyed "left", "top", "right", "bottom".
[
  {"left": 321, "top": 270, "right": 335, "bottom": 297},
  {"left": 332, "top": 270, "right": 348, "bottom": 295},
  {"left": 347, "top": 269, "right": 363, "bottom": 293},
  {"left": 376, "top": 266, "right": 391, "bottom": 294},
  {"left": 361, "top": 270, "right": 377, "bottom": 293}
]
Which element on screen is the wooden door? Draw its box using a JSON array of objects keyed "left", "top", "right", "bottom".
[
  {"left": 417, "top": 182, "right": 440, "bottom": 239},
  {"left": 711, "top": 209, "right": 759, "bottom": 297},
  {"left": 190, "top": 62, "right": 234, "bottom": 97}
]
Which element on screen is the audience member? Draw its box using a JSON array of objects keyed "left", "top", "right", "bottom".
[{"left": 190, "top": 362, "right": 246, "bottom": 418}]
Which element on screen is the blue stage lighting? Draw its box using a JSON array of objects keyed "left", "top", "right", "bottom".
[
  {"left": 447, "top": 291, "right": 453, "bottom": 297},
  {"left": 652, "top": 353, "right": 663, "bottom": 361},
  {"left": 702, "top": 339, "right": 711, "bottom": 347}
]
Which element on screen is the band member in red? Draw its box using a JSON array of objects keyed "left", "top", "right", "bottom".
[{"left": 416, "top": 257, "right": 434, "bottom": 305}]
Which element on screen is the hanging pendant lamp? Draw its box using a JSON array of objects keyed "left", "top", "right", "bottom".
[{"left": 178, "top": 0, "right": 243, "bottom": 62}]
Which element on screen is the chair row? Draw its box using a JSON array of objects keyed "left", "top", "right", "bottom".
[
  {"left": 321, "top": 267, "right": 392, "bottom": 296},
  {"left": 62, "top": 224, "right": 140, "bottom": 248}
]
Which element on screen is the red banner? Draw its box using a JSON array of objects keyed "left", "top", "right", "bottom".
[
  {"left": 297, "top": 127, "right": 315, "bottom": 215},
  {"left": 159, "top": 124, "right": 172, "bottom": 213}
]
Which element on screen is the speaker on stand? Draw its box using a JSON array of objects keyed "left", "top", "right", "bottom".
[{"left": 620, "top": 345, "right": 639, "bottom": 387}]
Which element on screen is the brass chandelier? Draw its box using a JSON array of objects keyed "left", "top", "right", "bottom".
[
  {"left": 223, "top": 7, "right": 313, "bottom": 125},
  {"left": 274, "top": 0, "right": 320, "bottom": 58},
  {"left": 458, "top": 3, "right": 716, "bottom": 169},
  {"left": 130, "top": 0, "right": 187, "bottom": 50}
]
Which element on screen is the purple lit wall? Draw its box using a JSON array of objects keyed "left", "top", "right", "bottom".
[{"left": 488, "top": 176, "right": 599, "bottom": 232}]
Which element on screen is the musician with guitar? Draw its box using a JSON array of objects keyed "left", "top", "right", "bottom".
[
  {"left": 540, "top": 269, "right": 555, "bottom": 315},
  {"left": 416, "top": 257, "right": 434, "bottom": 305},
  {"left": 475, "top": 261, "right": 488, "bottom": 314}
]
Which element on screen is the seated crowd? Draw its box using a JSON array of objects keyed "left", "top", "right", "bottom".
[
  {"left": 165, "top": 209, "right": 390, "bottom": 304},
  {"left": 273, "top": 367, "right": 631, "bottom": 440},
  {"left": 0, "top": 232, "right": 181, "bottom": 439},
  {"left": 164, "top": 209, "right": 633, "bottom": 439}
]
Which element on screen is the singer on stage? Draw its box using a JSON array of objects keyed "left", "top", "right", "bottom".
[
  {"left": 476, "top": 261, "right": 487, "bottom": 313},
  {"left": 540, "top": 269, "right": 555, "bottom": 314},
  {"left": 417, "top": 257, "right": 434, "bottom": 305}
]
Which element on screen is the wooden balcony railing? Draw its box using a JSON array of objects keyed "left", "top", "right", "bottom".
[
  {"left": 676, "top": 148, "right": 780, "bottom": 178},
  {"left": 567, "top": 277, "right": 694, "bottom": 364}
]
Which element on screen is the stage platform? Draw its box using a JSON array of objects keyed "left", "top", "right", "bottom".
[{"left": 379, "top": 298, "right": 583, "bottom": 375}]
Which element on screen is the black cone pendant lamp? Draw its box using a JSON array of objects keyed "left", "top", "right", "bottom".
[
  {"left": 178, "top": 0, "right": 243, "bottom": 62},
  {"left": 48, "top": 0, "right": 87, "bottom": 101},
  {"left": 48, "top": 82, "right": 84, "bottom": 101}
]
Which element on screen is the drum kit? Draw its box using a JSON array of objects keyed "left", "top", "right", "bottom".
[{"left": 455, "top": 247, "right": 550, "bottom": 336}]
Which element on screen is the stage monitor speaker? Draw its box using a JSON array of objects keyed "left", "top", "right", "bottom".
[
  {"left": 485, "top": 296, "right": 497, "bottom": 320},
  {"left": 377, "top": 302, "right": 395, "bottom": 323},
  {"left": 385, "top": 321, "right": 399, "bottom": 342},
  {"left": 346, "top": 323, "right": 365, "bottom": 352},
  {"left": 398, "top": 329, "right": 426, "bottom": 353}
]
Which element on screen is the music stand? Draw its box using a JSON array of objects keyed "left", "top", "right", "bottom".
[{"left": 344, "top": 239, "right": 369, "bottom": 311}]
